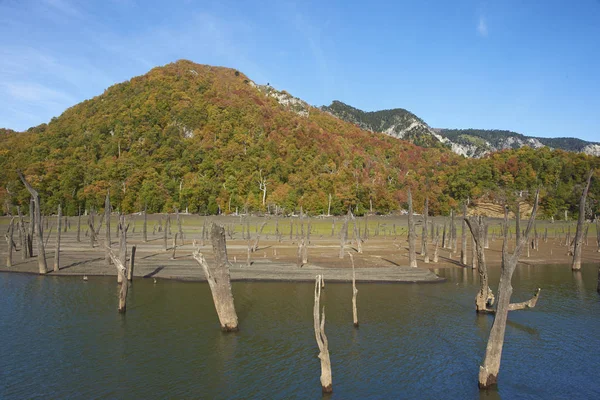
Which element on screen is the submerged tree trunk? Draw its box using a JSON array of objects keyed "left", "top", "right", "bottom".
[
  {"left": 107, "top": 248, "right": 128, "bottom": 313},
  {"left": 572, "top": 169, "right": 594, "bottom": 271},
  {"left": 192, "top": 224, "right": 238, "bottom": 331},
  {"left": 314, "top": 274, "right": 333, "bottom": 393},
  {"left": 465, "top": 216, "right": 493, "bottom": 312},
  {"left": 53, "top": 204, "right": 62, "bottom": 272},
  {"left": 18, "top": 171, "right": 47, "bottom": 274},
  {"left": 128, "top": 245, "right": 136, "bottom": 281},
  {"left": 407, "top": 189, "right": 417, "bottom": 268},
  {"left": 479, "top": 191, "right": 539, "bottom": 389},
  {"left": 117, "top": 214, "right": 128, "bottom": 284},
  {"left": 349, "top": 253, "right": 359, "bottom": 327}
]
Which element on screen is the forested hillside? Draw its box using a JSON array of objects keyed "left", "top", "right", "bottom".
[{"left": 0, "top": 60, "right": 599, "bottom": 218}]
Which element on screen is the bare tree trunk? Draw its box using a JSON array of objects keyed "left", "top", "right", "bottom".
[
  {"left": 352, "top": 215, "right": 362, "bottom": 254},
  {"left": 88, "top": 211, "right": 96, "bottom": 248},
  {"left": 339, "top": 213, "right": 349, "bottom": 259},
  {"left": 18, "top": 171, "right": 47, "bottom": 274},
  {"left": 116, "top": 214, "right": 128, "bottom": 284},
  {"left": 53, "top": 204, "right": 62, "bottom": 272},
  {"left": 314, "top": 275, "right": 333, "bottom": 393},
  {"left": 515, "top": 200, "right": 521, "bottom": 245},
  {"left": 433, "top": 233, "right": 440, "bottom": 263},
  {"left": 77, "top": 206, "right": 81, "bottom": 243},
  {"left": 128, "top": 245, "right": 136, "bottom": 281},
  {"left": 421, "top": 197, "right": 429, "bottom": 256},
  {"left": 251, "top": 222, "right": 267, "bottom": 252},
  {"left": 17, "top": 207, "right": 27, "bottom": 260},
  {"left": 143, "top": 204, "right": 148, "bottom": 242},
  {"left": 28, "top": 197, "right": 34, "bottom": 257},
  {"left": 465, "top": 216, "right": 493, "bottom": 312},
  {"left": 479, "top": 191, "right": 539, "bottom": 389},
  {"left": 461, "top": 202, "right": 468, "bottom": 265},
  {"left": 442, "top": 221, "right": 447, "bottom": 249},
  {"left": 572, "top": 169, "right": 594, "bottom": 271},
  {"left": 349, "top": 253, "right": 359, "bottom": 327},
  {"left": 192, "top": 224, "right": 238, "bottom": 331},
  {"left": 507, "top": 288, "right": 541, "bottom": 310},
  {"left": 105, "top": 192, "right": 111, "bottom": 266},
  {"left": 107, "top": 248, "right": 128, "bottom": 313},
  {"left": 596, "top": 219, "right": 600, "bottom": 253},
  {"left": 176, "top": 208, "right": 184, "bottom": 244},
  {"left": 171, "top": 233, "right": 178, "bottom": 260},
  {"left": 163, "top": 216, "right": 168, "bottom": 251},
  {"left": 5, "top": 218, "right": 15, "bottom": 267},
  {"left": 407, "top": 189, "right": 417, "bottom": 268}
]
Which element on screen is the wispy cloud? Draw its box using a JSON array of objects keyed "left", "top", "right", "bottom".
[
  {"left": 477, "top": 15, "right": 488, "bottom": 37},
  {"left": 43, "top": 0, "right": 82, "bottom": 18},
  {"left": 2, "top": 82, "right": 75, "bottom": 104}
]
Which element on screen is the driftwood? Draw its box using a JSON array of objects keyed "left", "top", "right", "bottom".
[
  {"left": 314, "top": 274, "right": 332, "bottom": 393},
  {"left": 18, "top": 171, "right": 47, "bottom": 274},
  {"left": 572, "top": 169, "right": 593, "bottom": 271},
  {"left": 479, "top": 190, "right": 540, "bottom": 389},
  {"left": 192, "top": 224, "right": 238, "bottom": 331},
  {"left": 407, "top": 189, "right": 417, "bottom": 268},
  {"left": 348, "top": 252, "right": 359, "bottom": 327}
]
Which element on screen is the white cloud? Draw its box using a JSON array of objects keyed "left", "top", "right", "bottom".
[{"left": 477, "top": 16, "right": 488, "bottom": 37}]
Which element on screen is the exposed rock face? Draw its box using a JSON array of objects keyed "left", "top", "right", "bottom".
[{"left": 583, "top": 144, "right": 600, "bottom": 157}]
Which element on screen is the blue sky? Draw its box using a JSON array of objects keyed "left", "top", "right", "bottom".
[{"left": 1, "top": 0, "right": 599, "bottom": 141}]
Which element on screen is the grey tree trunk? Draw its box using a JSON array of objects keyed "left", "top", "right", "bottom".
[
  {"left": 407, "top": 189, "right": 417, "bottom": 268},
  {"left": 18, "top": 171, "right": 47, "bottom": 274},
  {"left": 465, "top": 216, "right": 493, "bottom": 312},
  {"left": 352, "top": 215, "right": 362, "bottom": 254},
  {"left": 88, "top": 211, "right": 96, "bottom": 248},
  {"left": 433, "top": 233, "right": 440, "bottom": 263},
  {"left": 422, "top": 197, "right": 429, "bottom": 261},
  {"left": 77, "top": 206, "right": 81, "bottom": 243},
  {"left": 461, "top": 202, "right": 468, "bottom": 265},
  {"left": 128, "top": 245, "right": 136, "bottom": 281},
  {"left": 143, "top": 204, "right": 148, "bottom": 242},
  {"left": 572, "top": 169, "right": 594, "bottom": 271},
  {"left": 53, "top": 204, "right": 62, "bottom": 272},
  {"left": 314, "top": 274, "right": 333, "bottom": 393},
  {"left": 192, "top": 224, "right": 239, "bottom": 331},
  {"left": 107, "top": 248, "right": 128, "bottom": 313},
  {"left": 5, "top": 217, "right": 15, "bottom": 267},
  {"left": 17, "top": 207, "right": 27, "bottom": 260},
  {"left": 163, "top": 216, "right": 168, "bottom": 251},
  {"left": 28, "top": 197, "right": 34, "bottom": 257},
  {"left": 339, "top": 213, "right": 349, "bottom": 259},
  {"left": 251, "top": 222, "right": 267, "bottom": 252},
  {"left": 349, "top": 253, "right": 359, "bottom": 327},
  {"left": 105, "top": 192, "right": 111, "bottom": 266},
  {"left": 478, "top": 191, "right": 539, "bottom": 389}
]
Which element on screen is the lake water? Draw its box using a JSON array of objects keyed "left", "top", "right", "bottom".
[{"left": 1, "top": 264, "right": 599, "bottom": 399}]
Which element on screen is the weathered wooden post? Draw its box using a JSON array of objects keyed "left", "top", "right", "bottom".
[
  {"left": 53, "top": 204, "right": 62, "bottom": 272},
  {"left": 314, "top": 274, "right": 333, "bottom": 393},
  {"left": 478, "top": 190, "right": 539, "bottom": 389},
  {"left": 192, "top": 224, "right": 239, "bottom": 331},
  {"left": 18, "top": 171, "right": 47, "bottom": 274},
  {"left": 572, "top": 169, "right": 593, "bottom": 271},
  {"left": 407, "top": 189, "right": 417, "bottom": 268},
  {"left": 349, "top": 252, "right": 359, "bottom": 327}
]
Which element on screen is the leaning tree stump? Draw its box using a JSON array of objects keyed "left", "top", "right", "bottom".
[
  {"left": 314, "top": 274, "right": 333, "bottom": 393},
  {"left": 193, "top": 224, "right": 239, "bottom": 332},
  {"left": 18, "top": 171, "right": 47, "bottom": 274}
]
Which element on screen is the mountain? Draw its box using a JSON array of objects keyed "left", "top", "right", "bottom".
[
  {"left": 323, "top": 101, "right": 600, "bottom": 158},
  {"left": 437, "top": 129, "right": 600, "bottom": 158},
  {"left": 321, "top": 101, "right": 446, "bottom": 149},
  {"left": 0, "top": 60, "right": 454, "bottom": 216},
  {"left": 1, "top": 60, "right": 598, "bottom": 219}
]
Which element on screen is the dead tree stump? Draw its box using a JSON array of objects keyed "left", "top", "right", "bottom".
[
  {"left": 479, "top": 191, "right": 540, "bottom": 389},
  {"left": 18, "top": 171, "right": 47, "bottom": 274},
  {"left": 192, "top": 224, "right": 239, "bottom": 332},
  {"left": 349, "top": 253, "right": 359, "bottom": 327},
  {"left": 314, "top": 274, "right": 333, "bottom": 393},
  {"left": 53, "top": 204, "right": 62, "bottom": 272},
  {"left": 572, "top": 169, "right": 593, "bottom": 271},
  {"left": 407, "top": 189, "right": 417, "bottom": 268}
]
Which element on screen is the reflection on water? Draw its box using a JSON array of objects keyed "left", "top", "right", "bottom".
[{"left": 1, "top": 264, "right": 600, "bottom": 399}]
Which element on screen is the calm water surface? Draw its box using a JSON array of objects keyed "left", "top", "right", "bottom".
[{"left": 1, "top": 264, "right": 599, "bottom": 399}]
